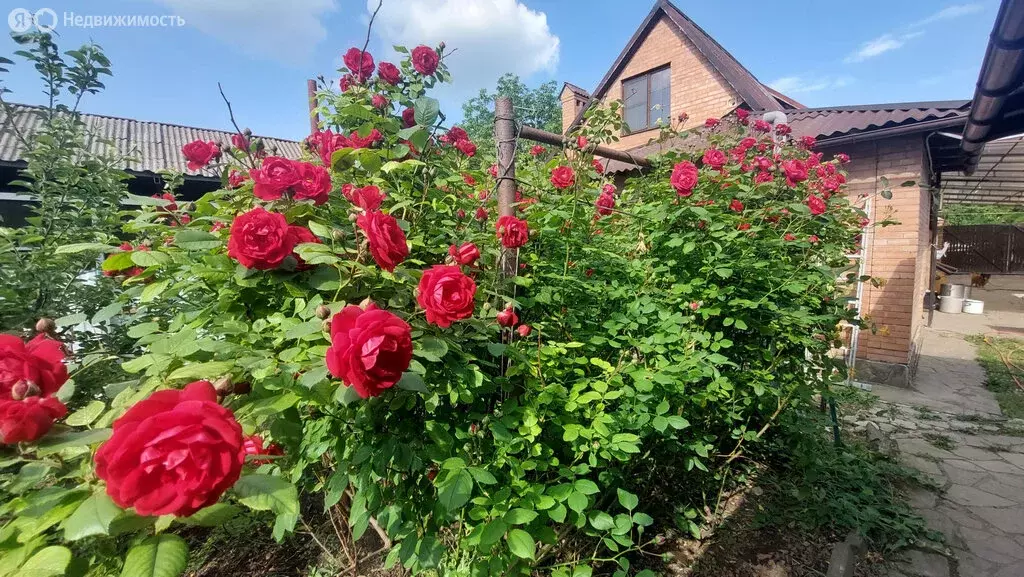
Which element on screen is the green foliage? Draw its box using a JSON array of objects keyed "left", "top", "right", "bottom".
[
  {"left": 967, "top": 334, "right": 1024, "bottom": 418},
  {"left": 461, "top": 73, "right": 561, "bottom": 148},
  {"left": 942, "top": 203, "right": 1024, "bottom": 225}
]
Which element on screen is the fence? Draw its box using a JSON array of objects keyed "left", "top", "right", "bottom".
[{"left": 939, "top": 224, "right": 1024, "bottom": 274}]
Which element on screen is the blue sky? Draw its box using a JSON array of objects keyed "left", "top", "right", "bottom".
[{"left": 0, "top": 1, "right": 998, "bottom": 142}]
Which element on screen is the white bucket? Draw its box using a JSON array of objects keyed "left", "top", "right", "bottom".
[
  {"left": 939, "top": 296, "right": 963, "bottom": 314},
  {"left": 963, "top": 299, "right": 985, "bottom": 314}
]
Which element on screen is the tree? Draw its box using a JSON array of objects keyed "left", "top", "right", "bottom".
[{"left": 460, "top": 73, "right": 561, "bottom": 149}]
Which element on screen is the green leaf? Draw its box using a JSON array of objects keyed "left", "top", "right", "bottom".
[
  {"left": 503, "top": 508, "right": 538, "bottom": 525},
  {"left": 102, "top": 252, "right": 134, "bottom": 272},
  {"left": 549, "top": 503, "right": 567, "bottom": 523},
  {"left": 233, "top": 474, "right": 299, "bottom": 517},
  {"left": 128, "top": 322, "right": 160, "bottom": 338},
  {"left": 140, "top": 280, "right": 171, "bottom": 303},
  {"left": 20, "top": 546, "right": 72, "bottom": 577},
  {"left": 414, "top": 96, "right": 440, "bottom": 127},
  {"left": 506, "top": 529, "right": 535, "bottom": 560},
  {"left": 396, "top": 371, "right": 427, "bottom": 392},
  {"left": 166, "top": 361, "right": 235, "bottom": 381},
  {"left": 173, "top": 230, "right": 221, "bottom": 250},
  {"left": 298, "top": 365, "right": 330, "bottom": 389},
  {"left": 65, "top": 400, "right": 105, "bottom": 427},
  {"left": 131, "top": 250, "right": 170, "bottom": 267},
  {"left": 91, "top": 301, "right": 123, "bottom": 324},
  {"left": 35, "top": 429, "right": 111, "bottom": 456},
  {"left": 567, "top": 492, "right": 587, "bottom": 513},
  {"left": 468, "top": 467, "right": 496, "bottom": 485},
  {"left": 55, "top": 313, "right": 87, "bottom": 327},
  {"left": 437, "top": 469, "right": 473, "bottom": 511},
  {"left": 899, "top": 180, "right": 917, "bottom": 187},
  {"left": 574, "top": 479, "right": 599, "bottom": 495},
  {"left": 54, "top": 242, "right": 116, "bottom": 254},
  {"left": 415, "top": 336, "right": 449, "bottom": 362},
  {"left": 616, "top": 489, "right": 638, "bottom": 511},
  {"left": 588, "top": 511, "right": 615, "bottom": 531},
  {"left": 880, "top": 189, "right": 893, "bottom": 200},
  {"left": 486, "top": 343, "right": 507, "bottom": 357},
  {"left": 178, "top": 503, "right": 240, "bottom": 527},
  {"left": 335, "top": 385, "right": 362, "bottom": 405},
  {"left": 480, "top": 519, "right": 508, "bottom": 546},
  {"left": 120, "top": 534, "right": 188, "bottom": 577}
]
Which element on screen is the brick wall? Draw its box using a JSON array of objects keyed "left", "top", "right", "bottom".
[
  {"left": 560, "top": 87, "right": 587, "bottom": 134},
  {"left": 837, "top": 136, "right": 931, "bottom": 367},
  {"left": 561, "top": 14, "right": 740, "bottom": 147}
]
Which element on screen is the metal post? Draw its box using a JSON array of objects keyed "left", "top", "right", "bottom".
[{"left": 494, "top": 97, "right": 517, "bottom": 278}]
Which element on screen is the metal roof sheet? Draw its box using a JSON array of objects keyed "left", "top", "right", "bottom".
[
  {"left": 0, "top": 103, "right": 301, "bottom": 178},
  {"left": 784, "top": 102, "right": 970, "bottom": 141}
]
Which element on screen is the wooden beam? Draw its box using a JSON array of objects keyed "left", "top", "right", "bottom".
[{"left": 517, "top": 125, "right": 651, "bottom": 168}]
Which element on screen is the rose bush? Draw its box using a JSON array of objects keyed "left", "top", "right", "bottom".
[{"left": 0, "top": 37, "right": 880, "bottom": 577}]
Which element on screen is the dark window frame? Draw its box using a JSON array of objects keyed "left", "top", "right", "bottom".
[{"left": 622, "top": 65, "right": 670, "bottom": 134}]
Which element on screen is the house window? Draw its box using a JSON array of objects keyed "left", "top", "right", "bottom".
[{"left": 623, "top": 67, "right": 670, "bottom": 133}]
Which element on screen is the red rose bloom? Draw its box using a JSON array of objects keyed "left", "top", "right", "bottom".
[
  {"left": 602, "top": 184, "right": 616, "bottom": 195},
  {"left": 95, "top": 381, "right": 244, "bottom": 517},
  {"left": 595, "top": 192, "right": 615, "bottom": 216},
  {"left": 739, "top": 137, "right": 757, "bottom": 150},
  {"left": 808, "top": 235, "right": 820, "bottom": 243},
  {"left": 242, "top": 434, "right": 283, "bottom": 465},
  {"left": 577, "top": 135, "right": 588, "bottom": 149},
  {"left": 753, "top": 119, "right": 771, "bottom": 133},
  {"left": 799, "top": 136, "right": 817, "bottom": 149},
  {"left": 457, "top": 209, "right": 466, "bottom": 219},
  {"left": 729, "top": 199, "right": 744, "bottom": 212},
  {"left": 357, "top": 211, "right": 409, "bottom": 272},
  {"left": 339, "top": 74, "right": 355, "bottom": 92},
  {"left": 517, "top": 324, "right": 532, "bottom": 337},
  {"left": 463, "top": 173, "right": 476, "bottom": 186},
  {"left": 489, "top": 164, "right": 498, "bottom": 178},
  {"left": 417, "top": 265, "right": 477, "bottom": 328},
  {"left": 0, "top": 396, "right": 66, "bottom": 444},
  {"left": 231, "top": 133, "right": 250, "bottom": 152},
  {"left": 293, "top": 162, "right": 332, "bottom": 205},
  {"left": 550, "top": 166, "right": 576, "bottom": 190},
  {"left": 378, "top": 61, "right": 401, "bottom": 85},
  {"left": 343, "top": 47, "right": 375, "bottom": 81},
  {"left": 702, "top": 148, "right": 727, "bottom": 169},
  {"left": 210, "top": 221, "right": 226, "bottom": 233},
  {"left": 735, "top": 108, "right": 750, "bottom": 124},
  {"left": 670, "top": 161, "right": 699, "bottom": 197},
  {"left": 754, "top": 156, "right": 773, "bottom": 171},
  {"left": 371, "top": 94, "right": 389, "bottom": 109},
  {"left": 529, "top": 145, "right": 545, "bottom": 156},
  {"left": 496, "top": 306, "right": 518, "bottom": 328},
  {"left": 455, "top": 139, "right": 477, "bottom": 157},
  {"left": 251, "top": 157, "right": 301, "bottom": 201},
  {"left": 347, "top": 129, "right": 382, "bottom": 149},
  {"left": 402, "top": 108, "right": 416, "bottom": 128},
  {"left": 836, "top": 153, "right": 851, "bottom": 164},
  {"left": 228, "top": 170, "right": 248, "bottom": 188},
  {"left": 775, "top": 123, "right": 792, "bottom": 136},
  {"left": 592, "top": 159, "right": 604, "bottom": 174},
  {"left": 807, "top": 194, "right": 827, "bottom": 215},
  {"left": 0, "top": 334, "right": 68, "bottom": 399},
  {"left": 781, "top": 159, "right": 808, "bottom": 187},
  {"left": 227, "top": 207, "right": 296, "bottom": 270},
  {"left": 784, "top": 233, "right": 796, "bottom": 241},
  {"left": 475, "top": 206, "right": 489, "bottom": 221},
  {"left": 441, "top": 126, "right": 468, "bottom": 144},
  {"left": 326, "top": 304, "right": 412, "bottom": 398},
  {"left": 309, "top": 130, "right": 348, "bottom": 166},
  {"left": 411, "top": 45, "right": 440, "bottom": 75},
  {"left": 705, "top": 118, "right": 720, "bottom": 128},
  {"left": 755, "top": 171, "right": 774, "bottom": 184},
  {"left": 737, "top": 222, "right": 751, "bottom": 231},
  {"left": 496, "top": 215, "right": 529, "bottom": 248},
  {"left": 348, "top": 185, "right": 386, "bottom": 212},
  {"left": 677, "top": 112, "right": 689, "bottom": 123},
  {"left": 449, "top": 242, "right": 480, "bottom": 266},
  {"left": 182, "top": 140, "right": 220, "bottom": 171}
]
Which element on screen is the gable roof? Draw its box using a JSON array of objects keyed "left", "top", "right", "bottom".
[
  {"left": 0, "top": 103, "right": 301, "bottom": 179},
  {"left": 561, "top": 82, "right": 590, "bottom": 99},
  {"left": 568, "top": 0, "right": 791, "bottom": 130},
  {"left": 780, "top": 100, "right": 971, "bottom": 145}
]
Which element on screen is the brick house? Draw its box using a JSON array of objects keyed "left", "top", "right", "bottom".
[{"left": 560, "top": 0, "right": 981, "bottom": 387}]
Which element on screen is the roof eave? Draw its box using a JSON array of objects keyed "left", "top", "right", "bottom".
[{"left": 815, "top": 116, "right": 969, "bottom": 150}]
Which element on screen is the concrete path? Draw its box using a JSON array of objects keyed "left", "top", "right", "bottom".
[{"left": 853, "top": 327, "right": 1024, "bottom": 577}]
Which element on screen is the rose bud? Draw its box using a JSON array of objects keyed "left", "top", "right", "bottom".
[
  {"left": 427, "top": 469, "right": 437, "bottom": 481},
  {"left": 457, "top": 209, "right": 466, "bottom": 219},
  {"left": 11, "top": 380, "right": 41, "bottom": 400},
  {"left": 315, "top": 305, "right": 332, "bottom": 319},
  {"left": 332, "top": 229, "right": 345, "bottom": 241},
  {"left": 322, "top": 320, "right": 332, "bottom": 333},
  {"left": 517, "top": 324, "right": 532, "bottom": 337},
  {"left": 690, "top": 301, "right": 700, "bottom": 311},
  {"left": 35, "top": 318, "right": 56, "bottom": 334},
  {"left": 213, "top": 376, "right": 234, "bottom": 396},
  {"left": 482, "top": 302, "right": 492, "bottom": 312},
  {"left": 496, "top": 306, "right": 518, "bottom": 327},
  {"left": 469, "top": 423, "right": 478, "bottom": 434}
]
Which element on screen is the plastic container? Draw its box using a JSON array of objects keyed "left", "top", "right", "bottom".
[
  {"left": 940, "top": 283, "right": 971, "bottom": 299},
  {"left": 963, "top": 299, "right": 985, "bottom": 314},
  {"left": 939, "top": 296, "right": 964, "bottom": 314}
]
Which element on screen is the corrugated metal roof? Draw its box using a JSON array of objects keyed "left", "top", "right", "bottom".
[
  {"left": 783, "top": 101, "right": 971, "bottom": 141},
  {"left": 562, "top": 82, "right": 590, "bottom": 98},
  {"left": 942, "top": 136, "right": 1024, "bottom": 205},
  {"left": 0, "top": 103, "right": 301, "bottom": 178}
]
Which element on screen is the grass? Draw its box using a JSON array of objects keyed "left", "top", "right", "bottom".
[
  {"left": 967, "top": 335, "right": 1024, "bottom": 419},
  {"left": 922, "top": 432, "right": 956, "bottom": 451}
]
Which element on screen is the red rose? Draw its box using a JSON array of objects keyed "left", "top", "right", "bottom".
[
  {"left": 489, "top": 164, "right": 498, "bottom": 179},
  {"left": 182, "top": 140, "right": 220, "bottom": 171},
  {"left": 602, "top": 184, "right": 616, "bottom": 195},
  {"left": 95, "top": 381, "right": 244, "bottom": 517},
  {"left": 836, "top": 153, "right": 850, "bottom": 164},
  {"left": 228, "top": 170, "right": 248, "bottom": 188},
  {"left": 475, "top": 206, "right": 489, "bottom": 221},
  {"left": 293, "top": 162, "right": 332, "bottom": 205},
  {"left": 347, "top": 185, "right": 386, "bottom": 212},
  {"left": 496, "top": 306, "right": 518, "bottom": 328},
  {"left": 592, "top": 159, "right": 604, "bottom": 174},
  {"left": 402, "top": 108, "right": 416, "bottom": 128},
  {"left": 775, "top": 123, "right": 792, "bottom": 136},
  {"left": 729, "top": 199, "right": 744, "bottom": 212},
  {"left": 211, "top": 221, "right": 226, "bottom": 233},
  {"left": 243, "top": 434, "right": 283, "bottom": 465},
  {"left": 781, "top": 159, "right": 808, "bottom": 187},
  {"left": 227, "top": 207, "right": 296, "bottom": 270},
  {"left": 463, "top": 173, "right": 476, "bottom": 186},
  {"left": 417, "top": 265, "right": 477, "bottom": 328},
  {"left": 705, "top": 118, "right": 720, "bottom": 128},
  {"left": 517, "top": 324, "right": 532, "bottom": 337},
  {"left": 287, "top": 225, "right": 320, "bottom": 271},
  {"left": 378, "top": 61, "right": 401, "bottom": 85},
  {"left": 807, "top": 194, "right": 827, "bottom": 215},
  {"left": 753, "top": 119, "right": 771, "bottom": 133},
  {"left": 800, "top": 136, "right": 816, "bottom": 149},
  {"left": 0, "top": 334, "right": 68, "bottom": 399},
  {"left": 550, "top": 166, "right": 576, "bottom": 190},
  {"left": 495, "top": 215, "right": 529, "bottom": 248},
  {"left": 455, "top": 139, "right": 477, "bottom": 157},
  {"left": 411, "top": 45, "right": 439, "bottom": 75},
  {"left": 231, "top": 133, "right": 249, "bottom": 152},
  {"left": 309, "top": 130, "right": 348, "bottom": 166},
  {"left": 0, "top": 396, "right": 66, "bottom": 444},
  {"left": 529, "top": 145, "right": 545, "bottom": 156},
  {"left": 755, "top": 171, "right": 774, "bottom": 184},
  {"left": 702, "top": 148, "right": 727, "bottom": 169},
  {"left": 595, "top": 192, "right": 615, "bottom": 216},
  {"left": 347, "top": 129, "right": 382, "bottom": 149},
  {"left": 339, "top": 74, "right": 355, "bottom": 92},
  {"left": 670, "top": 161, "right": 699, "bottom": 196},
  {"left": 251, "top": 157, "right": 301, "bottom": 201},
  {"left": 343, "top": 47, "right": 375, "bottom": 80},
  {"left": 449, "top": 242, "right": 480, "bottom": 266},
  {"left": 737, "top": 222, "right": 751, "bottom": 231},
  {"left": 809, "top": 235, "right": 820, "bottom": 243},
  {"left": 754, "top": 156, "right": 773, "bottom": 171},
  {"left": 677, "top": 112, "right": 689, "bottom": 123},
  {"left": 739, "top": 137, "right": 757, "bottom": 150},
  {"left": 735, "top": 108, "right": 750, "bottom": 124},
  {"left": 441, "top": 126, "right": 468, "bottom": 144},
  {"left": 371, "top": 94, "right": 389, "bottom": 109},
  {"left": 326, "top": 304, "right": 412, "bottom": 398},
  {"left": 577, "top": 135, "right": 588, "bottom": 149},
  {"left": 784, "top": 233, "right": 796, "bottom": 241},
  {"left": 357, "top": 211, "right": 409, "bottom": 272},
  {"left": 457, "top": 209, "right": 466, "bottom": 219}
]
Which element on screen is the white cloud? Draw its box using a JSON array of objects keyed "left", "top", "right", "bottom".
[
  {"left": 844, "top": 34, "right": 907, "bottom": 63},
  {"left": 153, "top": 0, "right": 338, "bottom": 65},
  {"left": 911, "top": 3, "right": 985, "bottom": 27},
  {"left": 367, "top": 0, "right": 559, "bottom": 115},
  {"left": 769, "top": 76, "right": 854, "bottom": 94}
]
